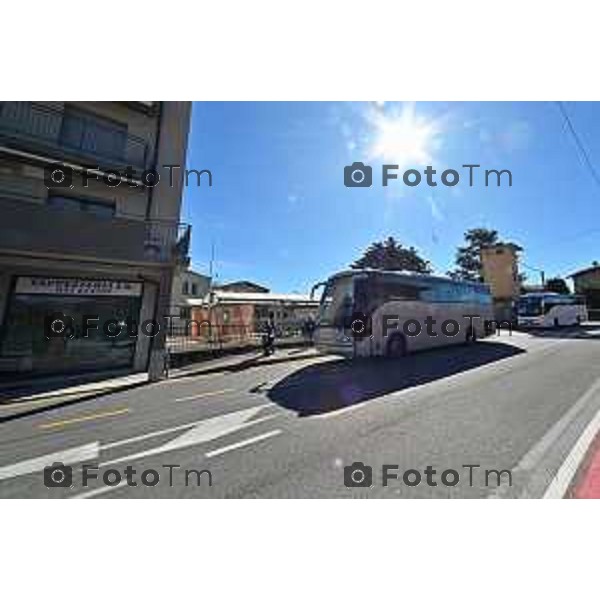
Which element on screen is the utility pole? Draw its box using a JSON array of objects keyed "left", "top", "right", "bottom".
[{"left": 522, "top": 262, "right": 546, "bottom": 289}]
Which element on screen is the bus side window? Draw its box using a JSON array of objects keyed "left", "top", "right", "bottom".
[{"left": 385, "top": 283, "right": 419, "bottom": 301}]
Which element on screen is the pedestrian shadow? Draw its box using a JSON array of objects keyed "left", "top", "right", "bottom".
[{"left": 264, "top": 341, "right": 526, "bottom": 417}]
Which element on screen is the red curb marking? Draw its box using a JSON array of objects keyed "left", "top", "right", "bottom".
[{"left": 571, "top": 432, "right": 600, "bottom": 499}]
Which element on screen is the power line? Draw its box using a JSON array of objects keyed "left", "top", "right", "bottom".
[
  {"left": 546, "top": 102, "right": 600, "bottom": 249},
  {"left": 555, "top": 101, "right": 600, "bottom": 190}
]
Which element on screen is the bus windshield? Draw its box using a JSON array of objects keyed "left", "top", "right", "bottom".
[
  {"left": 318, "top": 276, "right": 354, "bottom": 327},
  {"left": 517, "top": 296, "right": 543, "bottom": 316}
]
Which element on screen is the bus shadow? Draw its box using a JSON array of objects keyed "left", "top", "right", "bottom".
[
  {"left": 265, "top": 341, "right": 525, "bottom": 417},
  {"left": 520, "top": 324, "right": 600, "bottom": 340}
]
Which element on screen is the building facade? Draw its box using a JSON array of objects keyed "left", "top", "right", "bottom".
[
  {"left": 0, "top": 101, "right": 191, "bottom": 379},
  {"left": 189, "top": 291, "right": 319, "bottom": 344},
  {"left": 569, "top": 263, "right": 600, "bottom": 319},
  {"left": 480, "top": 242, "right": 522, "bottom": 321},
  {"left": 170, "top": 267, "right": 211, "bottom": 320}
]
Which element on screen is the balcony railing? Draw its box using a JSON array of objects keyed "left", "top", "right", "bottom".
[
  {"left": 144, "top": 220, "right": 191, "bottom": 264},
  {"left": 0, "top": 101, "right": 149, "bottom": 170},
  {"left": 0, "top": 195, "right": 189, "bottom": 265}
]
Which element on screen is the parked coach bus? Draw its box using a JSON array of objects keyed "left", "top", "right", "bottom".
[
  {"left": 516, "top": 293, "right": 587, "bottom": 328},
  {"left": 313, "top": 269, "right": 494, "bottom": 358}
]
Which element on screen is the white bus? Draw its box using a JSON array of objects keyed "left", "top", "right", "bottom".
[
  {"left": 516, "top": 293, "right": 587, "bottom": 328},
  {"left": 313, "top": 269, "right": 495, "bottom": 358}
]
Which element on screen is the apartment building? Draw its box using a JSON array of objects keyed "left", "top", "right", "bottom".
[{"left": 0, "top": 101, "right": 192, "bottom": 380}]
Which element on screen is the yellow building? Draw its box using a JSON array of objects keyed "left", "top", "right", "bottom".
[{"left": 480, "top": 243, "right": 522, "bottom": 320}]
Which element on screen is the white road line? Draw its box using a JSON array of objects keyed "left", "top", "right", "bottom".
[
  {"left": 100, "top": 405, "right": 274, "bottom": 467},
  {"left": 313, "top": 403, "right": 366, "bottom": 419},
  {"left": 488, "top": 374, "right": 600, "bottom": 499},
  {"left": 173, "top": 388, "right": 237, "bottom": 402},
  {"left": 205, "top": 429, "right": 282, "bottom": 458},
  {"left": 0, "top": 442, "right": 100, "bottom": 481},
  {"left": 102, "top": 406, "right": 274, "bottom": 451},
  {"left": 70, "top": 481, "right": 129, "bottom": 500},
  {"left": 543, "top": 405, "right": 600, "bottom": 498},
  {"left": 102, "top": 414, "right": 276, "bottom": 457}
]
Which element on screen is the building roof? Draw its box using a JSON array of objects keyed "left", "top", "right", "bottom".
[
  {"left": 481, "top": 242, "right": 523, "bottom": 252},
  {"left": 568, "top": 264, "right": 600, "bottom": 279},
  {"left": 187, "top": 291, "right": 318, "bottom": 307},
  {"left": 214, "top": 281, "right": 270, "bottom": 293}
]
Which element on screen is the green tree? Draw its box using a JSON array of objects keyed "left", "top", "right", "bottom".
[
  {"left": 545, "top": 277, "right": 570, "bottom": 295},
  {"left": 447, "top": 228, "right": 499, "bottom": 281},
  {"left": 351, "top": 236, "right": 432, "bottom": 273}
]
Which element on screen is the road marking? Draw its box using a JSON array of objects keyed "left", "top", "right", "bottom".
[
  {"left": 38, "top": 408, "right": 130, "bottom": 430},
  {"left": 71, "top": 481, "right": 129, "bottom": 500},
  {"left": 488, "top": 374, "right": 600, "bottom": 499},
  {"left": 0, "top": 442, "right": 100, "bottom": 481},
  {"left": 102, "top": 413, "right": 277, "bottom": 451},
  {"left": 313, "top": 403, "right": 366, "bottom": 419},
  {"left": 100, "top": 404, "right": 272, "bottom": 467},
  {"left": 205, "top": 429, "right": 282, "bottom": 458},
  {"left": 544, "top": 405, "right": 600, "bottom": 498},
  {"left": 173, "top": 388, "right": 237, "bottom": 402}
]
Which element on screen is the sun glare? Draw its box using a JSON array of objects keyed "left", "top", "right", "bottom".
[{"left": 368, "top": 103, "right": 439, "bottom": 169}]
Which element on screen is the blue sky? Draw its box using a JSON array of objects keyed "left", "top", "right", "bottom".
[{"left": 181, "top": 101, "right": 600, "bottom": 293}]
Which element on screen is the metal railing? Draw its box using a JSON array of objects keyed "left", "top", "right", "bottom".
[
  {"left": 144, "top": 221, "right": 191, "bottom": 263},
  {"left": 0, "top": 101, "right": 149, "bottom": 169},
  {"left": 167, "top": 322, "right": 310, "bottom": 356}
]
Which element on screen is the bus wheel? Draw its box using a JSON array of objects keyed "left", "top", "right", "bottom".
[{"left": 386, "top": 334, "right": 406, "bottom": 358}]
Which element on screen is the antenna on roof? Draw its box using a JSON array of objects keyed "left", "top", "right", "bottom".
[{"left": 209, "top": 240, "right": 216, "bottom": 279}]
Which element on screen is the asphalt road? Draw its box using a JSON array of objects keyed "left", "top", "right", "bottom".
[{"left": 2, "top": 326, "right": 600, "bottom": 498}]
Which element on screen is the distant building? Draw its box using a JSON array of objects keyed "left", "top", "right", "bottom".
[
  {"left": 188, "top": 291, "right": 318, "bottom": 344},
  {"left": 480, "top": 243, "right": 522, "bottom": 321},
  {"left": 569, "top": 263, "right": 600, "bottom": 318},
  {"left": 520, "top": 284, "right": 545, "bottom": 294},
  {"left": 170, "top": 268, "right": 211, "bottom": 320},
  {"left": 214, "top": 281, "right": 270, "bottom": 294}
]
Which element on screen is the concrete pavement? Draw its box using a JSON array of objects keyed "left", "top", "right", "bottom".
[{"left": 2, "top": 327, "right": 600, "bottom": 498}]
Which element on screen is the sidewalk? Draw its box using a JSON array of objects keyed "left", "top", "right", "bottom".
[{"left": 0, "top": 346, "right": 319, "bottom": 421}]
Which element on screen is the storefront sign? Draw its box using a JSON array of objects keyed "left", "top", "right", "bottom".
[{"left": 15, "top": 277, "right": 143, "bottom": 297}]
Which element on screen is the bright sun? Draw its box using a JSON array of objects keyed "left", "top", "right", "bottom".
[{"left": 368, "top": 103, "right": 439, "bottom": 169}]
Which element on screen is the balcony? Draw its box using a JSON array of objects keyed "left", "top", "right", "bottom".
[
  {"left": 144, "top": 220, "right": 191, "bottom": 265},
  {"left": 0, "top": 196, "right": 189, "bottom": 265},
  {"left": 0, "top": 102, "right": 149, "bottom": 170}
]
